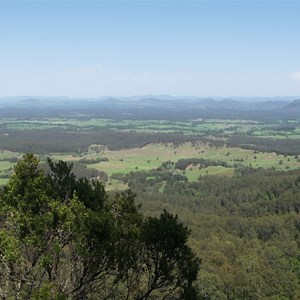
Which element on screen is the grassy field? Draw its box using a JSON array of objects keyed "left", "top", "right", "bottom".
[
  {"left": 0, "top": 150, "right": 21, "bottom": 159},
  {"left": 106, "top": 179, "right": 128, "bottom": 191},
  {"left": 0, "top": 161, "right": 15, "bottom": 170},
  {"left": 49, "top": 142, "right": 300, "bottom": 189},
  {"left": 0, "top": 178, "right": 8, "bottom": 185},
  {"left": 1, "top": 117, "right": 300, "bottom": 189},
  {"left": 0, "top": 151, "right": 21, "bottom": 185},
  {"left": 0, "top": 161, "right": 15, "bottom": 186},
  {"left": 185, "top": 165, "right": 235, "bottom": 181}
]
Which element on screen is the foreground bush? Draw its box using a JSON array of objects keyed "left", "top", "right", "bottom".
[{"left": 0, "top": 154, "right": 199, "bottom": 299}]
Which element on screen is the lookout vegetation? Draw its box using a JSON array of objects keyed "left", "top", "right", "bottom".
[{"left": 0, "top": 154, "right": 199, "bottom": 299}]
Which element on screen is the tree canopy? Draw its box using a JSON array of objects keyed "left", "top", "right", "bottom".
[{"left": 0, "top": 154, "right": 199, "bottom": 299}]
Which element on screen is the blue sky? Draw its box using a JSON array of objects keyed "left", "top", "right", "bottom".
[{"left": 1, "top": 1, "right": 300, "bottom": 97}]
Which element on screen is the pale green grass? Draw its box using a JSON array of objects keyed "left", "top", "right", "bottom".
[
  {"left": 48, "top": 143, "right": 300, "bottom": 184},
  {"left": 88, "top": 147, "right": 168, "bottom": 175},
  {"left": 49, "top": 153, "right": 83, "bottom": 161},
  {"left": 3, "top": 118, "right": 113, "bottom": 130},
  {"left": 0, "top": 150, "right": 21, "bottom": 160},
  {"left": 0, "top": 151, "right": 21, "bottom": 184},
  {"left": 185, "top": 166, "right": 235, "bottom": 181},
  {"left": 0, "top": 161, "right": 15, "bottom": 171},
  {"left": 105, "top": 179, "right": 128, "bottom": 191},
  {"left": 0, "top": 178, "right": 9, "bottom": 185},
  {"left": 285, "top": 135, "right": 300, "bottom": 139}
]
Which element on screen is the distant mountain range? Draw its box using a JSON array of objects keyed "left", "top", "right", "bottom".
[
  {"left": 0, "top": 96, "right": 299, "bottom": 120},
  {"left": 0, "top": 95, "right": 298, "bottom": 104}
]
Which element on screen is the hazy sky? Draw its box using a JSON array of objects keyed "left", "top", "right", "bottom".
[{"left": 1, "top": 0, "right": 300, "bottom": 97}]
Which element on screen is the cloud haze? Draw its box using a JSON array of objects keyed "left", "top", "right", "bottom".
[
  {"left": 291, "top": 72, "right": 300, "bottom": 81},
  {"left": 1, "top": 65, "right": 300, "bottom": 97}
]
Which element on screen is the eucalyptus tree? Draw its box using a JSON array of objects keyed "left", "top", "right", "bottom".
[{"left": 0, "top": 154, "right": 199, "bottom": 299}]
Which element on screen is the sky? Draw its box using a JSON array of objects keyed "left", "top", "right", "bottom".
[{"left": 1, "top": 0, "right": 300, "bottom": 98}]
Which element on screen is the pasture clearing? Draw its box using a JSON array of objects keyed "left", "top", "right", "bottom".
[
  {"left": 0, "top": 161, "right": 16, "bottom": 185},
  {"left": 49, "top": 142, "right": 300, "bottom": 186},
  {"left": 185, "top": 166, "right": 235, "bottom": 181},
  {"left": 0, "top": 161, "right": 15, "bottom": 170},
  {"left": 2, "top": 115, "right": 300, "bottom": 189},
  {"left": 0, "top": 150, "right": 21, "bottom": 160},
  {"left": 0, "top": 178, "right": 8, "bottom": 185}
]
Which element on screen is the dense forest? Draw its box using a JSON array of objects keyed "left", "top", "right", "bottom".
[
  {"left": 2, "top": 128, "right": 300, "bottom": 156},
  {"left": 0, "top": 129, "right": 216, "bottom": 154},
  {"left": 117, "top": 167, "right": 300, "bottom": 299}
]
